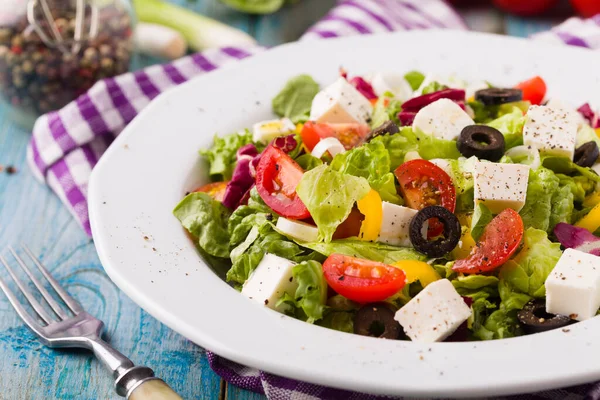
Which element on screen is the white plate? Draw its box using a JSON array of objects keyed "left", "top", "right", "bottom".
[{"left": 89, "top": 30, "right": 600, "bottom": 398}]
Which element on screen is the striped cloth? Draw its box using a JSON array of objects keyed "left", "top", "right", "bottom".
[{"left": 26, "top": 1, "right": 600, "bottom": 399}]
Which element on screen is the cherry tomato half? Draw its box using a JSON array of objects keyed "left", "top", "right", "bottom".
[
  {"left": 323, "top": 254, "right": 407, "bottom": 303},
  {"left": 515, "top": 76, "right": 547, "bottom": 106},
  {"left": 493, "top": 0, "right": 558, "bottom": 16},
  {"left": 394, "top": 159, "right": 456, "bottom": 237},
  {"left": 255, "top": 145, "right": 310, "bottom": 219},
  {"left": 453, "top": 208, "right": 524, "bottom": 274},
  {"left": 301, "top": 122, "right": 370, "bottom": 151},
  {"left": 570, "top": 0, "right": 600, "bottom": 17},
  {"left": 194, "top": 181, "right": 227, "bottom": 202}
]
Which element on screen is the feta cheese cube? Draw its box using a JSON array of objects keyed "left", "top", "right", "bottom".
[
  {"left": 370, "top": 72, "right": 413, "bottom": 100},
  {"left": 523, "top": 105, "right": 579, "bottom": 160},
  {"left": 412, "top": 99, "right": 474, "bottom": 141},
  {"left": 241, "top": 253, "right": 298, "bottom": 312},
  {"left": 546, "top": 248, "right": 600, "bottom": 321},
  {"left": 310, "top": 77, "right": 373, "bottom": 124},
  {"left": 253, "top": 118, "right": 296, "bottom": 143},
  {"left": 473, "top": 161, "right": 529, "bottom": 214},
  {"left": 394, "top": 279, "right": 471, "bottom": 342},
  {"left": 276, "top": 217, "right": 319, "bottom": 242},
  {"left": 377, "top": 202, "right": 425, "bottom": 247}
]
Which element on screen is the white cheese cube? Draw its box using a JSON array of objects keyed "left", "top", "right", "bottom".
[
  {"left": 546, "top": 248, "right": 600, "bottom": 321},
  {"left": 523, "top": 105, "right": 579, "bottom": 160},
  {"left": 276, "top": 217, "right": 319, "bottom": 242},
  {"left": 370, "top": 72, "right": 413, "bottom": 100},
  {"left": 241, "top": 253, "right": 298, "bottom": 312},
  {"left": 377, "top": 202, "right": 425, "bottom": 247},
  {"left": 310, "top": 77, "right": 373, "bottom": 124},
  {"left": 473, "top": 161, "right": 529, "bottom": 214},
  {"left": 412, "top": 99, "right": 474, "bottom": 141},
  {"left": 394, "top": 279, "right": 471, "bottom": 342},
  {"left": 253, "top": 118, "right": 296, "bottom": 143}
]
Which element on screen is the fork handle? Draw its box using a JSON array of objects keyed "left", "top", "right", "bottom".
[{"left": 128, "top": 378, "right": 182, "bottom": 400}]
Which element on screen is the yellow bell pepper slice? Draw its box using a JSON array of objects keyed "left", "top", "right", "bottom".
[
  {"left": 576, "top": 202, "right": 600, "bottom": 233},
  {"left": 451, "top": 213, "right": 476, "bottom": 260},
  {"left": 295, "top": 123, "right": 304, "bottom": 134},
  {"left": 357, "top": 189, "right": 383, "bottom": 241},
  {"left": 595, "top": 128, "right": 600, "bottom": 139},
  {"left": 583, "top": 192, "right": 600, "bottom": 208},
  {"left": 392, "top": 260, "right": 440, "bottom": 287}
]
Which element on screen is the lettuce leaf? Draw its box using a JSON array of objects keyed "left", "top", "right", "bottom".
[
  {"left": 277, "top": 260, "right": 328, "bottom": 323},
  {"left": 173, "top": 192, "right": 231, "bottom": 258},
  {"left": 519, "top": 167, "right": 560, "bottom": 232},
  {"left": 500, "top": 228, "right": 562, "bottom": 298},
  {"left": 226, "top": 189, "right": 318, "bottom": 285},
  {"left": 296, "top": 165, "right": 371, "bottom": 242},
  {"left": 370, "top": 93, "right": 401, "bottom": 128},
  {"left": 330, "top": 141, "right": 402, "bottom": 204},
  {"left": 272, "top": 74, "right": 320, "bottom": 123},
  {"left": 295, "top": 153, "right": 323, "bottom": 171},
  {"left": 404, "top": 71, "right": 425, "bottom": 91},
  {"left": 471, "top": 203, "right": 493, "bottom": 242},
  {"left": 477, "top": 228, "right": 561, "bottom": 340},
  {"left": 542, "top": 156, "right": 600, "bottom": 183},
  {"left": 318, "top": 311, "right": 354, "bottom": 333},
  {"left": 300, "top": 238, "right": 426, "bottom": 264},
  {"left": 371, "top": 127, "right": 461, "bottom": 170},
  {"left": 200, "top": 130, "right": 253, "bottom": 180}
]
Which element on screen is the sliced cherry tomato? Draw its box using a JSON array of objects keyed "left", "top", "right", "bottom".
[
  {"left": 332, "top": 207, "right": 364, "bottom": 240},
  {"left": 570, "top": 0, "right": 600, "bottom": 17},
  {"left": 453, "top": 208, "right": 524, "bottom": 274},
  {"left": 323, "top": 254, "right": 406, "bottom": 303},
  {"left": 493, "top": 0, "right": 558, "bottom": 16},
  {"left": 300, "top": 122, "right": 370, "bottom": 151},
  {"left": 394, "top": 159, "right": 456, "bottom": 237},
  {"left": 194, "top": 181, "right": 227, "bottom": 202},
  {"left": 515, "top": 76, "right": 547, "bottom": 105},
  {"left": 255, "top": 145, "right": 310, "bottom": 219}
]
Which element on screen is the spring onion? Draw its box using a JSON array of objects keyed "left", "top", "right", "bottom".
[
  {"left": 134, "top": 23, "right": 187, "bottom": 60},
  {"left": 132, "top": 0, "right": 257, "bottom": 51}
]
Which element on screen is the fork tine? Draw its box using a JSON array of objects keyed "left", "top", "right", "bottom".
[
  {"left": 0, "top": 255, "right": 54, "bottom": 324},
  {"left": 21, "top": 245, "right": 83, "bottom": 314},
  {"left": 9, "top": 247, "right": 69, "bottom": 320},
  {"left": 0, "top": 274, "right": 45, "bottom": 336}
]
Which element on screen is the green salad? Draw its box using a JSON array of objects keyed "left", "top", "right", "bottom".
[{"left": 174, "top": 70, "right": 600, "bottom": 343}]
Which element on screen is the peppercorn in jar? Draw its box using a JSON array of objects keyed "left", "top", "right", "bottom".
[{"left": 0, "top": 0, "right": 134, "bottom": 128}]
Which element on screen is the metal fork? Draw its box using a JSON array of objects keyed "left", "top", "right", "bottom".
[{"left": 0, "top": 246, "right": 182, "bottom": 400}]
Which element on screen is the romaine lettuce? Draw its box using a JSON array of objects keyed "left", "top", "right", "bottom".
[
  {"left": 173, "top": 192, "right": 231, "bottom": 258},
  {"left": 296, "top": 165, "right": 371, "bottom": 242},
  {"left": 330, "top": 141, "right": 402, "bottom": 204},
  {"left": 277, "top": 260, "right": 328, "bottom": 323},
  {"left": 370, "top": 93, "right": 401, "bottom": 128},
  {"left": 272, "top": 74, "right": 320, "bottom": 123},
  {"left": 200, "top": 130, "right": 253, "bottom": 180},
  {"left": 300, "top": 238, "right": 426, "bottom": 264}
]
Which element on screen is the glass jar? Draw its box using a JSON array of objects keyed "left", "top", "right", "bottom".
[{"left": 0, "top": 0, "right": 135, "bottom": 128}]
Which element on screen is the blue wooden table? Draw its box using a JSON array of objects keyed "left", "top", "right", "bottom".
[{"left": 0, "top": 1, "right": 561, "bottom": 399}]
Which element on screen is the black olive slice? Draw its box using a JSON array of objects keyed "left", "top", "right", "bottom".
[
  {"left": 368, "top": 120, "right": 399, "bottom": 141},
  {"left": 574, "top": 141, "right": 599, "bottom": 168},
  {"left": 474, "top": 88, "right": 523, "bottom": 106},
  {"left": 457, "top": 125, "right": 505, "bottom": 161},
  {"left": 354, "top": 302, "right": 401, "bottom": 339},
  {"left": 517, "top": 299, "right": 573, "bottom": 334},
  {"left": 409, "top": 206, "right": 461, "bottom": 258}
]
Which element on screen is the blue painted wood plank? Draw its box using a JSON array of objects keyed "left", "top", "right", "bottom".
[{"left": 0, "top": 104, "right": 222, "bottom": 398}]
